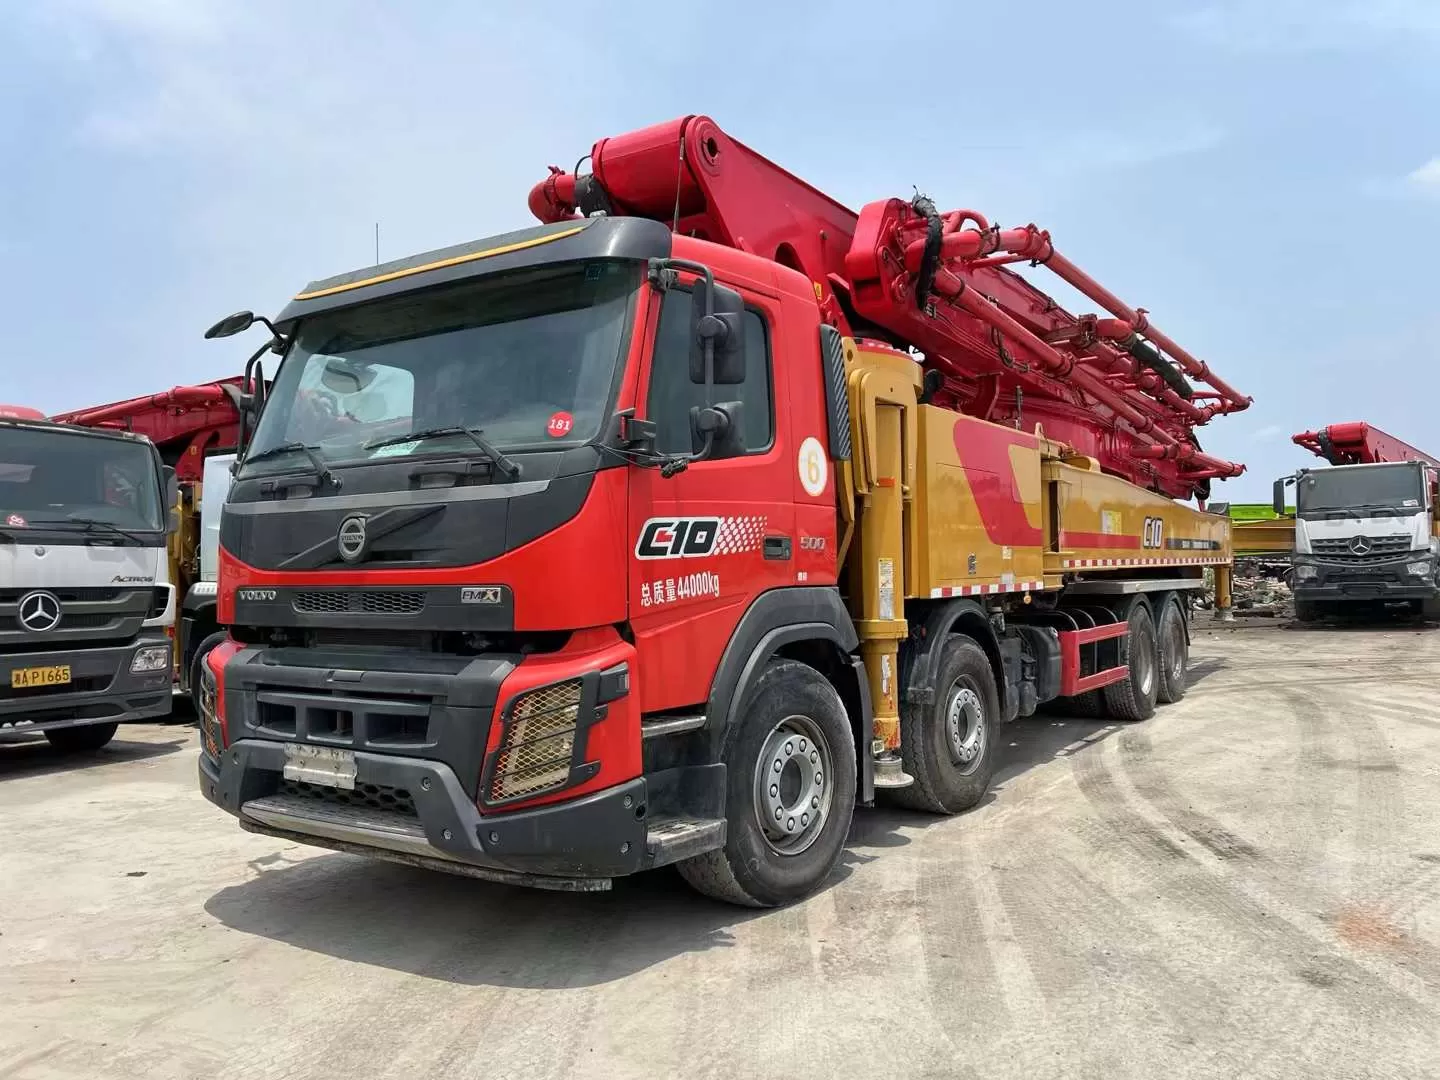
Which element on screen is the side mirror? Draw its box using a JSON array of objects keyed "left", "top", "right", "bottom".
[
  {"left": 205, "top": 311, "right": 256, "bottom": 339},
  {"left": 238, "top": 358, "right": 266, "bottom": 450},
  {"left": 162, "top": 465, "right": 179, "bottom": 510},
  {"left": 690, "top": 401, "right": 746, "bottom": 461},
  {"left": 1273, "top": 476, "right": 1291, "bottom": 516},
  {"left": 688, "top": 280, "right": 748, "bottom": 386}
]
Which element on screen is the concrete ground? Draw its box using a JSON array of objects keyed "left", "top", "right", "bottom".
[{"left": 3, "top": 624, "right": 1439, "bottom": 1080}]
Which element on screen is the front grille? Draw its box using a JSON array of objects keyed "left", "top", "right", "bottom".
[
  {"left": 279, "top": 778, "right": 418, "bottom": 817},
  {"left": 58, "top": 613, "right": 115, "bottom": 630},
  {"left": 0, "top": 588, "right": 120, "bottom": 603},
  {"left": 360, "top": 592, "right": 425, "bottom": 615},
  {"left": 1312, "top": 535, "right": 1412, "bottom": 562},
  {"left": 293, "top": 590, "right": 424, "bottom": 616},
  {"left": 488, "top": 679, "right": 582, "bottom": 803},
  {"left": 293, "top": 591, "right": 350, "bottom": 614}
]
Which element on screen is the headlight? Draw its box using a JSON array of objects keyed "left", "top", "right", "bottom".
[
  {"left": 197, "top": 665, "right": 222, "bottom": 758},
  {"left": 1407, "top": 560, "right": 1431, "bottom": 578},
  {"left": 1293, "top": 564, "right": 1319, "bottom": 581},
  {"left": 130, "top": 644, "right": 171, "bottom": 673}
]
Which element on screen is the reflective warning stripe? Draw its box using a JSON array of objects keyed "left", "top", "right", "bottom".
[
  {"left": 929, "top": 580, "right": 1046, "bottom": 598},
  {"left": 1060, "top": 556, "right": 1217, "bottom": 568}
]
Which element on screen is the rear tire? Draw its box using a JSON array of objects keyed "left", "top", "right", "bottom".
[
  {"left": 677, "top": 660, "right": 856, "bottom": 907},
  {"left": 1156, "top": 598, "right": 1189, "bottom": 704},
  {"left": 887, "top": 636, "right": 1000, "bottom": 814},
  {"left": 44, "top": 722, "right": 119, "bottom": 753},
  {"left": 1103, "top": 604, "right": 1160, "bottom": 722}
]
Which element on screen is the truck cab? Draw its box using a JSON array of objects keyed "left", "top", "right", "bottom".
[
  {"left": 1279, "top": 460, "right": 1439, "bottom": 621},
  {"left": 0, "top": 418, "right": 176, "bottom": 750}
]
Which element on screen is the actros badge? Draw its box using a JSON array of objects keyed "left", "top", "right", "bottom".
[{"left": 635, "top": 517, "right": 720, "bottom": 560}]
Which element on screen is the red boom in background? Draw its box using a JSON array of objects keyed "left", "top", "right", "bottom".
[
  {"left": 529, "top": 115, "right": 1249, "bottom": 500},
  {"left": 1293, "top": 422, "right": 1439, "bottom": 467}
]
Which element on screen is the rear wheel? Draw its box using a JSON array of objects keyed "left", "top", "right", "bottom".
[
  {"left": 44, "top": 723, "right": 118, "bottom": 753},
  {"left": 1156, "top": 598, "right": 1189, "bottom": 704},
  {"left": 1062, "top": 690, "right": 1107, "bottom": 718},
  {"left": 677, "top": 660, "right": 856, "bottom": 907},
  {"left": 1103, "top": 604, "right": 1160, "bottom": 722},
  {"left": 887, "top": 636, "right": 1000, "bottom": 814}
]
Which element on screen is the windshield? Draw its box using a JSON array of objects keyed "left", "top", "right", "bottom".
[
  {"left": 0, "top": 426, "right": 164, "bottom": 532},
  {"left": 243, "top": 260, "right": 638, "bottom": 474},
  {"left": 1297, "top": 463, "right": 1426, "bottom": 513}
]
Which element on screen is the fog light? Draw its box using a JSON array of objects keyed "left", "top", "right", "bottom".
[
  {"left": 130, "top": 644, "right": 171, "bottom": 673},
  {"left": 1407, "top": 560, "right": 1431, "bottom": 578},
  {"left": 1293, "top": 564, "right": 1318, "bottom": 582}
]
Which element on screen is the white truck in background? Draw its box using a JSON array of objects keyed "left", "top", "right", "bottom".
[{"left": 0, "top": 410, "right": 177, "bottom": 751}]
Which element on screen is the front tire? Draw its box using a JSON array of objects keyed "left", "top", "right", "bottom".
[
  {"left": 887, "top": 636, "right": 1000, "bottom": 814},
  {"left": 1156, "top": 598, "right": 1189, "bottom": 704},
  {"left": 677, "top": 660, "right": 856, "bottom": 907},
  {"left": 44, "top": 722, "right": 119, "bottom": 753},
  {"left": 1294, "top": 598, "right": 1322, "bottom": 624},
  {"left": 1103, "top": 604, "right": 1160, "bottom": 721}
]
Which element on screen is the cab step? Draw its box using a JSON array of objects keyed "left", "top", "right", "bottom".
[{"left": 645, "top": 815, "right": 726, "bottom": 868}]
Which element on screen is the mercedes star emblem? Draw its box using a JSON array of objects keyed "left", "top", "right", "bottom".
[
  {"left": 1348, "top": 535, "right": 1373, "bottom": 555},
  {"left": 17, "top": 590, "right": 62, "bottom": 633},
  {"left": 337, "top": 515, "right": 369, "bottom": 564}
]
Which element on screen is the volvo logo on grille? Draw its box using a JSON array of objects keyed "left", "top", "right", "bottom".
[
  {"left": 1348, "top": 535, "right": 1374, "bottom": 555},
  {"left": 337, "top": 516, "right": 369, "bottom": 563},
  {"left": 17, "top": 590, "right": 61, "bottom": 633}
]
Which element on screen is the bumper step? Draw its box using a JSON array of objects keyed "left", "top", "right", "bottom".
[{"left": 645, "top": 815, "right": 725, "bottom": 868}]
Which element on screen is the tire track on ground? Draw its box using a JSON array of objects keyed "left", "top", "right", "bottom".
[
  {"left": 1117, "top": 729, "right": 1261, "bottom": 862},
  {"left": 1070, "top": 744, "right": 1440, "bottom": 1015}
]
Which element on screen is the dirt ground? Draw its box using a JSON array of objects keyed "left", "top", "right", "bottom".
[{"left": 3, "top": 623, "right": 1439, "bottom": 1080}]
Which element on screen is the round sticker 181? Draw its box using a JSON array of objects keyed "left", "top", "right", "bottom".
[
  {"left": 546, "top": 411, "right": 574, "bottom": 438},
  {"left": 797, "top": 436, "right": 827, "bottom": 497}
]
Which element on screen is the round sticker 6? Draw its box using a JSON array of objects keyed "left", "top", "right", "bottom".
[{"left": 798, "top": 436, "right": 827, "bottom": 497}]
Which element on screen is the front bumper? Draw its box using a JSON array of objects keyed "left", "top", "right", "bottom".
[
  {"left": 1293, "top": 556, "right": 1438, "bottom": 603},
  {"left": 200, "top": 743, "right": 722, "bottom": 888},
  {"left": 0, "top": 634, "right": 173, "bottom": 730},
  {"left": 201, "top": 641, "right": 724, "bottom": 888}
]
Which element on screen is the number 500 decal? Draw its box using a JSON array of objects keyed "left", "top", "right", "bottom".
[{"left": 1143, "top": 516, "right": 1165, "bottom": 549}]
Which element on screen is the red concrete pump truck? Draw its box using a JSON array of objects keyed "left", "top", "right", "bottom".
[{"left": 198, "top": 116, "right": 1246, "bottom": 906}]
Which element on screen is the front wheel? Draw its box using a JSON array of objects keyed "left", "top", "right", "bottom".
[
  {"left": 677, "top": 660, "right": 856, "bottom": 907},
  {"left": 1294, "top": 598, "right": 1322, "bottom": 624},
  {"left": 44, "top": 722, "right": 119, "bottom": 753}
]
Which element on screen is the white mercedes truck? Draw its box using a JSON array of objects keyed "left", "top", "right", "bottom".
[
  {"left": 1277, "top": 460, "right": 1439, "bottom": 623},
  {"left": 0, "top": 413, "right": 177, "bottom": 751}
]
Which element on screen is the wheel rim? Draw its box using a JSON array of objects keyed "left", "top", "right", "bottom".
[
  {"left": 944, "top": 679, "right": 987, "bottom": 775},
  {"left": 752, "top": 714, "right": 834, "bottom": 856},
  {"left": 1164, "top": 617, "right": 1185, "bottom": 683},
  {"left": 1135, "top": 625, "right": 1156, "bottom": 696}
]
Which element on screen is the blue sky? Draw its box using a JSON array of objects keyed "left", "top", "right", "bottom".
[{"left": 2, "top": 0, "right": 1437, "bottom": 501}]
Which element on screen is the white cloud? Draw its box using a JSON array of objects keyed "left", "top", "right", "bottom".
[
  {"left": 1250, "top": 424, "right": 1284, "bottom": 442},
  {"left": 1406, "top": 157, "right": 1440, "bottom": 197}
]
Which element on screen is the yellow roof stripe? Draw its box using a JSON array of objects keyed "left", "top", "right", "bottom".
[{"left": 293, "top": 225, "right": 589, "bottom": 301}]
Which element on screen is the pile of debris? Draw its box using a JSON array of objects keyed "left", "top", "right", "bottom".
[
  {"left": 1231, "top": 557, "right": 1293, "bottom": 617},
  {"left": 1197, "top": 561, "right": 1294, "bottom": 617}
]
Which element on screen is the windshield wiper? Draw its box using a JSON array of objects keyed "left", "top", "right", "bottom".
[
  {"left": 24, "top": 517, "right": 148, "bottom": 544},
  {"left": 241, "top": 442, "right": 339, "bottom": 489},
  {"left": 364, "top": 426, "right": 521, "bottom": 480}
]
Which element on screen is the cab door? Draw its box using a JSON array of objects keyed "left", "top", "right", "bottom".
[{"left": 627, "top": 281, "right": 794, "bottom": 715}]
